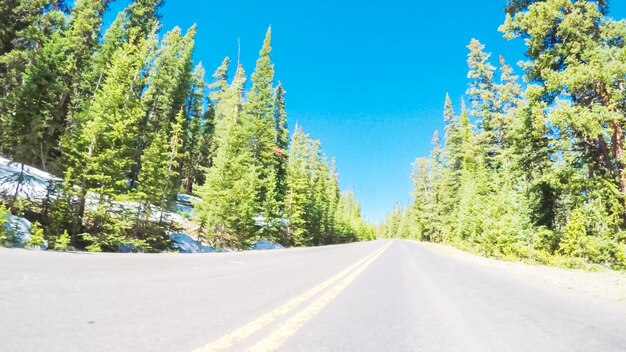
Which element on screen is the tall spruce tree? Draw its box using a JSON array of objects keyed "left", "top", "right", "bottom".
[
  {"left": 181, "top": 63, "right": 208, "bottom": 194},
  {"left": 0, "top": 1, "right": 67, "bottom": 157},
  {"left": 196, "top": 64, "right": 260, "bottom": 248},
  {"left": 502, "top": 0, "right": 626, "bottom": 259},
  {"left": 274, "top": 82, "right": 289, "bottom": 207},
  {"left": 130, "top": 25, "right": 196, "bottom": 187},
  {"left": 80, "top": 0, "right": 162, "bottom": 107},
  {"left": 382, "top": 0, "right": 626, "bottom": 269},
  {"left": 243, "top": 27, "right": 281, "bottom": 238},
  {"left": 65, "top": 29, "right": 155, "bottom": 248},
  {"left": 440, "top": 94, "right": 463, "bottom": 238},
  {"left": 5, "top": 0, "right": 112, "bottom": 172},
  {"left": 467, "top": 39, "right": 499, "bottom": 169},
  {"left": 284, "top": 126, "right": 313, "bottom": 246}
]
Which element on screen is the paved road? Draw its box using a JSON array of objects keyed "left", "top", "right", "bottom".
[{"left": 1, "top": 240, "right": 626, "bottom": 351}]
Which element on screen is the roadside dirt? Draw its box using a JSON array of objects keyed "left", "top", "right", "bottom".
[{"left": 420, "top": 241, "right": 626, "bottom": 302}]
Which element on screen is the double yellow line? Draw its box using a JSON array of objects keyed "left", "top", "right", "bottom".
[{"left": 192, "top": 242, "right": 391, "bottom": 352}]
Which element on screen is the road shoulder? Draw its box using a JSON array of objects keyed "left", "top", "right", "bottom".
[{"left": 413, "top": 241, "right": 626, "bottom": 302}]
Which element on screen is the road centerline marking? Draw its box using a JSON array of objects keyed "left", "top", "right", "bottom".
[
  {"left": 248, "top": 242, "right": 390, "bottom": 352},
  {"left": 191, "top": 243, "right": 391, "bottom": 352}
]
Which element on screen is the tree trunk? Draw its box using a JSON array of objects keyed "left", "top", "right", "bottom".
[
  {"left": 612, "top": 121, "right": 626, "bottom": 221},
  {"left": 11, "top": 163, "right": 25, "bottom": 206},
  {"left": 72, "top": 184, "right": 87, "bottom": 247}
]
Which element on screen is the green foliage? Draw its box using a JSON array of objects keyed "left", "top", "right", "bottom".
[
  {"left": 274, "top": 82, "right": 289, "bottom": 205},
  {"left": 80, "top": 204, "right": 136, "bottom": 252},
  {"left": 532, "top": 227, "right": 560, "bottom": 254},
  {"left": 0, "top": 1, "right": 370, "bottom": 253},
  {"left": 82, "top": 233, "right": 102, "bottom": 253},
  {"left": 181, "top": 63, "right": 209, "bottom": 194},
  {"left": 243, "top": 27, "right": 281, "bottom": 239},
  {"left": 0, "top": 1, "right": 67, "bottom": 158},
  {"left": 381, "top": 1, "right": 626, "bottom": 270},
  {"left": 13, "top": 197, "right": 31, "bottom": 217},
  {"left": 283, "top": 127, "right": 313, "bottom": 245},
  {"left": 45, "top": 182, "right": 75, "bottom": 241},
  {"left": 53, "top": 230, "right": 71, "bottom": 251},
  {"left": 25, "top": 221, "right": 45, "bottom": 249},
  {"left": 282, "top": 127, "right": 369, "bottom": 246},
  {"left": 0, "top": 204, "right": 11, "bottom": 247},
  {"left": 196, "top": 63, "right": 258, "bottom": 248},
  {"left": 560, "top": 207, "right": 591, "bottom": 258},
  {"left": 410, "top": 157, "right": 440, "bottom": 241},
  {"left": 61, "top": 6, "right": 159, "bottom": 247}
]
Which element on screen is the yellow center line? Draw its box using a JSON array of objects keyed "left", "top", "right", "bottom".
[
  {"left": 192, "top": 242, "right": 392, "bottom": 352},
  {"left": 248, "top": 242, "right": 390, "bottom": 352}
]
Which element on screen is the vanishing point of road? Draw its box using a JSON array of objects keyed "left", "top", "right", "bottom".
[{"left": 1, "top": 240, "right": 626, "bottom": 351}]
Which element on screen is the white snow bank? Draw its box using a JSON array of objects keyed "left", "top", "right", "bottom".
[
  {"left": 0, "top": 157, "right": 188, "bottom": 225},
  {"left": 0, "top": 158, "right": 60, "bottom": 201}
]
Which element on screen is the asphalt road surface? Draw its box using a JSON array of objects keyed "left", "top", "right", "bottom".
[{"left": 1, "top": 240, "right": 626, "bottom": 352}]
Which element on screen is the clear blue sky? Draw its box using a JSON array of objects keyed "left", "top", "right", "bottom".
[{"left": 107, "top": 0, "right": 626, "bottom": 222}]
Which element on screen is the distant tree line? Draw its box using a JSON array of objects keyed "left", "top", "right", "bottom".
[
  {"left": 380, "top": 0, "right": 626, "bottom": 270},
  {"left": 0, "top": 0, "right": 373, "bottom": 251}
]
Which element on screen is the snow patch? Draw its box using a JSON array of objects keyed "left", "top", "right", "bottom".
[
  {"left": 170, "top": 233, "right": 215, "bottom": 253},
  {"left": 0, "top": 158, "right": 60, "bottom": 201},
  {"left": 175, "top": 194, "right": 201, "bottom": 216},
  {"left": 0, "top": 157, "right": 188, "bottom": 225},
  {"left": 252, "top": 239, "right": 284, "bottom": 250}
]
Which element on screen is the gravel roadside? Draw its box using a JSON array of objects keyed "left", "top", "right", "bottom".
[{"left": 419, "top": 241, "right": 626, "bottom": 302}]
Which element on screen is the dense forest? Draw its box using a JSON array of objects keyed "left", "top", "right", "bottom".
[
  {"left": 0, "top": 0, "right": 374, "bottom": 252},
  {"left": 381, "top": 0, "right": 626, "bottom": 270},
  {"left": 5, "top": 0, "right": 626, "bottom": 271}
]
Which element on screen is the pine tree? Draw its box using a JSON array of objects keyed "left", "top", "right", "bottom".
[
  {"left": 325, "top": 159, "right": 341, "bottom": 240},
  {"left": 455, "top": 100, "right": 489, "bottom": 242},
  {"left": 0, "top": 204, "right": 11, "bottom": 247},
  {"left": 53, "top": 230, "right": 71, "bottom": 251},
  {"left": 6, "top": 34, "right": 68, "bottom": 169},
  {"left": 208, "top": 57, "right": 232, "bottom": 153},
  {"left": 467, "top": 39, "right": 499, "bottom": 169},
  {"left": 80, "top": 0, "right": 162, "bottom": 106},
  {"left": 410, "top": 130, "right": 444, "bottom": 242},
  {"left": 130, "top": 25, "right": 196, "bottom": 188},
  {"left": 0, "top": 2, "right": 69, "bottom": 208},
  {"left": 196, "top": 64, "right": 260, "bottom": 248},
  {"left": 5, "top": 0, "right": 112, "bottom": 172},
  {"left": 284, "top": 126, "right": 313, "bottom": 246},
  {"left": 0, "top": 0, "right": 31, "bottom": 55},
  {"left": 502, "top": 0, "right": 626, "bottom": 262},
  {"left": 336, "top": 190, "right": 367, "bottom": 243},
  {"left": 56, "top": 0, "right": 164, "bottom": 248},
  {"left": 274, "top": 82, "right": 289, "bottom": 207},
  {"left": 411, "top": 157, "right": 435, "bottom": 240},
  {"left": 397, "top": 206, "right": 413, "bottom": 239},
  {"left": 64, "top": 30, "right": 154, "bottom": 247},
  {"left": 0, "top": 0, "right": 67, "bottom": 157},
  {"left": 382, "top": 204, "right": 403, "bottom": 239},
  {"left": 25, "top": 221, "right": 45, "bottom": 249},
  {"left": 181, "top": 63, "right": 208, "bottom": 194},
  {"left": 440, "top": 94, "right": 463, "bottom": 237},
  {"left": 510, "top": 89, "right": 556, "bottom": 230},
  {"left": 132, "top": 109, "right": 183, "bottom": 248},
  {"left": 243, "top": 27, "right": 281, "bottom": 238},
  {"left": 282, "top": 125, "right": 370, "bottom": 246},
  {"left": 0, "top": 1, "right": 68, "bottom": 95}
]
